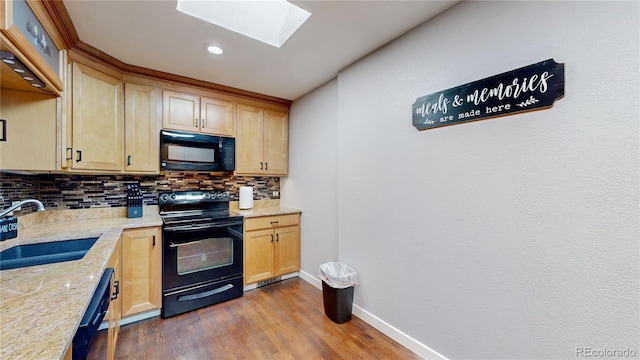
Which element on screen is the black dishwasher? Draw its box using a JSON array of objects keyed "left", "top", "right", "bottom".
[{"left": 73, "top": 267, "right": 113, "bottom": 360}]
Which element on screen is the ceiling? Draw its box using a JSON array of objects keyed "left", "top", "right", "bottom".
[{"left": 62, "top": 0, "right": 459, "bottom": 101}]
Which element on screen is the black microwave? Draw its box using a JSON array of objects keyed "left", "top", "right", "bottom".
[{"left": 160, "top": 130, "right": 235, "bottom": 171}]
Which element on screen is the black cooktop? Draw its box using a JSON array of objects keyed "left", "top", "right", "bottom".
[{"left": 158, "top": 190, "right": 242, "bottom": 225}]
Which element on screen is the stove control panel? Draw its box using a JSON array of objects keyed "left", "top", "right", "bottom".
[{"left": 158, "top": 190, "right": 231, "bottom": 205}]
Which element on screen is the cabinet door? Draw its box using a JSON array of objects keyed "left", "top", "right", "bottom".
[
  {"left": 244, "top": 228, "right": 276, "bottom": 285},
  {"left": 0, "top": 90, "right": 57, "bottom": 171},
  {"left": 106, "top": 237, "right": 121, "bottom": 360},
  {"left": 121, "top": 227, "right": 162, "bottom": 317},
  {"left": 275, "top": 225, "right": 300, "bottom": 276},
  {"left": 72, "top": 62, "right": 124, "bottom": 171},
  {"left": 106, "top": 299, "right": 115, "bottom": 360},
  {"left": 263, "top": 110, "right": 288, "bottom": 175},
  {"left": 200, "top": 97, "right": 235, "bottom": 136},
  {"left": 162, "top": 90, "right": 199, "bottom": 132},
  {"left": 124, "top": 83, "right": 160, "bottom": 173},
  {"left": 63, "top": 344, "right": 72, "bottom": 360},
  {"left": 236, "top": 104, "right": 265, "bottom": 174}
]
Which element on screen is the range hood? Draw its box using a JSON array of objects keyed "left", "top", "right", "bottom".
[{"left": 1, "top": 50, "right": 52, "bottom": 93}]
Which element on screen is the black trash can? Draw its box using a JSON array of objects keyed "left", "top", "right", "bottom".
[
  {"left": 319, "top": 262, "right": 358, "bottom": 324},
  {"left": 322, "top": 280, "right": 354, "bottom": 324}
]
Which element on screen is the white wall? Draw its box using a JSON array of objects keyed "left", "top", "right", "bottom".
[
  {"left": 281, "top": 78, "right": 339, "bottom": 281},
  {"left": 285, "top": 1, "right": 639, "bottom": 359}
]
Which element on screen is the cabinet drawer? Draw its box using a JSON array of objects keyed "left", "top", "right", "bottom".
[{"left": 244, "top": 214, "right": 299, "bottom": 231}]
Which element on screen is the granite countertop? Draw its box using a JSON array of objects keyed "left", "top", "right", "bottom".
[
  {"left": 0, "top": 211, "right": 162, "bottom": 360},
  {"left": 229, "top": 199, "right": 301, "bottom": 218},
  {"left": 231, "top": 206, "right": 301, "bottom": 218}
]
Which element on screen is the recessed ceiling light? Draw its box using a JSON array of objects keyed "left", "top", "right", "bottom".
[
  {"left": 207, "top": 45, "right": 223, "bottom": 55},
  {"left": 177, "top": 0, "right": 311, "bottom": 48}
]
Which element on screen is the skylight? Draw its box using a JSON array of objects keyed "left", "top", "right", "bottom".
[{"left": 176, "top": 0, "right": 311, "bottom": 48}]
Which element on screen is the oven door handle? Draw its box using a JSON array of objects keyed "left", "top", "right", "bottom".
[
  {"left": 164, "top": 221, "right": 242, "bottom": 232},
  {"left": 177, "top": 284, "right": 234, "bottom": 302},
  {"left": 169, "top": 239, "right": 204, "bottom": 248},
  {"left": 227, "top": 228, "right": 243, "bottom": 239}
]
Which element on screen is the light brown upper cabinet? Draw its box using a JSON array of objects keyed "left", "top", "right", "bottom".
[
  {"left": 64, "top": 58, "right": 161, "bottom": 174},
  {"left": 0, "top": 89, "right": 57, "bottom": 171},
  {"left": 162, "top": 90, "right": 235, "bottom": 137},
  {"left": 236, "top": 104, "right": 288, "bottom": 176},
  {"left": 66, "top": 61, "right": 124, "bottom": 171},
  {"left": 124, "top": 82, "right": 160, "bottom": 173},
  {"left": 0, "top": 0, "right": 67, "bottom": 95}
]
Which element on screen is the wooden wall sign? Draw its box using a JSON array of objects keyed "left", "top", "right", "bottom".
[{"left": 412, "top": 59, "right": 565, "bottom": 131}]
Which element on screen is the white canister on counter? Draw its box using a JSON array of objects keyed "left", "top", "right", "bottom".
[{"left": 239, "top": 186, "right": 254, "bottom": 209}]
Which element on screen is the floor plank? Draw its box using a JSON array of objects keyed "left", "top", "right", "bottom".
[{"left": 89, "top": 278, "right": 421, "bottom": 359}]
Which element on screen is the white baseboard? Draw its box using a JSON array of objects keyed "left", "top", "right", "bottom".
[
  {"left": 243, "top": 283, "right": 258, "bottom": 291},
  {"left": 299, "top": 269, "right": 322, "bottom": 289},
  {"left": 281, "top": 272, "right": 299, "bottom": 281},
  {"left": 120, "top": 309, "right": 161, "bottom": 327},
  {"left": 297, "top": 270, "right": 446, "bottom": 360},
  {"left": 98, "top": 309, "right": 161, "bottom": 331},
  {"left": 352, "top": 306, "right": 447, "bottom": 360}
]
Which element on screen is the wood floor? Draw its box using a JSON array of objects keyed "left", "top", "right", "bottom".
[{"left": 88, "top": 277, "right": 420, "bottom": 360}]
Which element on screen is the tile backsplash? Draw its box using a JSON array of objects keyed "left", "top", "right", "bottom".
[{"left": 0, "top": 172, "right": 280, "bottom": 216}]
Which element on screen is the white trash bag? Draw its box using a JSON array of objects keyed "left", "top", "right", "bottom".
[{"left": 319, "top": 262, "right": 359, "bottom": 289}]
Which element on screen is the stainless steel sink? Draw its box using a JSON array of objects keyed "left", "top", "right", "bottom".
[{"left": 0, "top": 237, "right": 99, "bottom": 270}]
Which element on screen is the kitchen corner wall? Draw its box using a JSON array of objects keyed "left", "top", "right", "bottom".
[
  {"left": 0, "top": 172, "right": 280, "bottom": 216},
  {"left": 281, "top": 77, "right": 339, "bottom": 279},
  {"left": 284, "top": 1, "right": 639, "bottom": 359}
]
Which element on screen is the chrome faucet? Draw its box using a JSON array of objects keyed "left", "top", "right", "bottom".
[{"left": 0, "top": 199, "right": 46, "bottom": 218}]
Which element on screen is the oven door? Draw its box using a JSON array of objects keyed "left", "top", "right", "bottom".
[{"left": 162, "top": 219, "right": 243, "bottom": 292}]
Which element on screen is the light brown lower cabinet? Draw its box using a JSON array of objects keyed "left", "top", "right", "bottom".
[
  {"left": 121, "top": 227, "right": 162, "bottom": 317},
  {"left": 106, "top": 236, "right": 121, "bottom": 360},
  {"left": 244, "top": 213, "right": 300, "bottom": 285},
  {"left": 99, "top": 226, "right": 161, "bottom": 360},
  {"left": 64, "top": 344, "right": 72, "bottom": 360}
]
